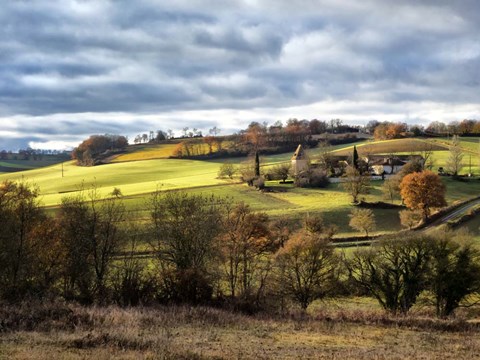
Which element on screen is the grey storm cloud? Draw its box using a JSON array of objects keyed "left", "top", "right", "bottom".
[{"left": 0, "top": 0, "right": 480, "bottom": 150}]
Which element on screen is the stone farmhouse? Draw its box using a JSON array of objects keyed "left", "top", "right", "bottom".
[
  {"left": 290, "top": 144, "right": 424, "bottom": 177},
  {"left": 366, "top": 155, "right": 424, "bottom": 175}
]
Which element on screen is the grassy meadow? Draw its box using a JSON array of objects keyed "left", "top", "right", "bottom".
[
  {"left": 2, "top": 137, "right": 480, "bottom": 238},
  {"left": 110, "top": 143, "right": 180, "bottom": 162},
  {"left": 110, "top": 139, "right": 237, "bottom": 163},
  {"left": 430, "top": 137, "right": 480, "bottom": 154},
  {"left": 0, "top": 155, "right": 68, "bottom": 174},
  {"left": 330, "top": 138, "right": 448, "bottom": 156}
]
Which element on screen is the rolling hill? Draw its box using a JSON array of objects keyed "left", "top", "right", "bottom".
[{"left": 1, "top": 138, "right": 480, "bottom": 238}]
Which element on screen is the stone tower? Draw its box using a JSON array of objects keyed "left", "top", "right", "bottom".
[{"left": 291, "top": 144, "right": 308, "bottom": 175}]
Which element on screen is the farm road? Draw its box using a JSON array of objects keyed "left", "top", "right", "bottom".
[{"left": 424, "top": 197, "right": 480, "bottom": 230}]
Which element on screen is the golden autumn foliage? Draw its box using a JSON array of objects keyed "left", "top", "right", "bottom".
[{"left": 399, "top": 170, "right": 447, "bottom": 220}]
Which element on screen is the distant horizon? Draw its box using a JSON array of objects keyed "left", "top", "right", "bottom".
[
  {"left": 1, "top": 1, "right": 479, "bottom": 150},
  {"left": 2, "top": 116, "right": 479, "bottom": 152}
]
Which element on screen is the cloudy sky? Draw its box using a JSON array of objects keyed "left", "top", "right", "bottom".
[{"left": 1, "top": 0, "right": 479, "bottom": 150}]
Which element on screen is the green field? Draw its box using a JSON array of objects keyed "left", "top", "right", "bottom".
[
  {"left": 110, "top": 143, "right": 179, "bottom": 162},
  {"left": 110, "top": 139, "right": 236, "bottom": 163},
  {"left": 331, "top": 138, "right": 447, "bottom": 156},
  {"left": 0, "top": 159, "right": 227, "bottom": 207},
  {"left": 0, "top": 156, "right": 68, "bottom": 174},
  {"left": 2, "top": 138, "right": 480, "bottom": 238},
  {"left": 429, "top": 137, "right": 480, "bottom": 154}
]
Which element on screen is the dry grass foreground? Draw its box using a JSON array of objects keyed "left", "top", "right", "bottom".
[{"left": 1, "top": 303, "right": 479, "bottom": 359}]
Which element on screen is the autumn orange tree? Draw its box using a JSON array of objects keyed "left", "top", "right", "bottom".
[
  {"left": 72, "top": 134, "right": 128, "bottom": 166},
  {"left": 399, "top": 171, "right": 447, "bottom": 221}
]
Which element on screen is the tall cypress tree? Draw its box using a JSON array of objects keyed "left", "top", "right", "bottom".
[
  {"left": 255, "top": 151, "right": 260, "bottom": 177},
  {"left": 353, "top": 145, "right": 359, "bottom": 169}
]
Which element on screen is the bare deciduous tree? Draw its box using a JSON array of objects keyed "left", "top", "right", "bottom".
[
  {"left": 430, "top": 230, "right": 480, "bottom": 317},
  {"left": 347, "top": 235, "right": 433, "bottom": 314},
  {"left": 150, "top": 191, "right": 224, "bottom": 303},
  {"left": 342, "top": 166, "right": 370, "bottom": 203},
  {"left": 446, "top": 135, "right": 464, "bottom": 176},
  {"left": 0, "top": 181, "right": 44, "bottom": 298},
  {"left": 59, "top": 186, "right": 125, "bottom": 302},
  {"left": 399, "top": 209, "right": 423, "bottom": 229},
  {"left": 220, "top": 202, "right": 271, "bottom": 299},
  {"left": 349, "top": 208, "right": 376, "bottom": 237},
  {"left": 276, "top": 231, "right": 337, "bottom": 310},
  {"left": 271, "top": 163, "right": 291, "bottom": 183}
]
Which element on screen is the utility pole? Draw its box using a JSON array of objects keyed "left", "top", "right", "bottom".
[{"left": 469, "top": 155, "right": 472, "bottom": 176}]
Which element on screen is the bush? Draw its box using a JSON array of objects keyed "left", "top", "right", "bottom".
[
  {"left": 218, "top": 163, "right": 236, "bottom": 179},
  {"left": 295, "top": 168, "right": 329, "bottom": 188},
  {"left": 157, "top": 268, "right": 213, "bottom": 305},
  {"left": 252, "top": 177, "right": 265, "bottom": 189},
  {"left": 271, "top": 163, "right": 291, "bottom": 183}
]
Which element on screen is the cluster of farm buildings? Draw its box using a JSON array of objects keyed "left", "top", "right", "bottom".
[{"left": 291, "top": 144, "right": 424, "bottom": 178}]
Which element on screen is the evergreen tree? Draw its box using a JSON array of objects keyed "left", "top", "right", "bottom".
[
  {"left": 352, "top": 145, "right": 359, "bottom": 169},
  {"left": 255, "top": 151, "right": 260, "bottom": 177}
]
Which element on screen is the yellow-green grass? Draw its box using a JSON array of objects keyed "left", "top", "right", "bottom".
[
  {"left": 0, "top": 157, "right": 68, "bottom": 173},
  {"left": 110, "top": 140, "right": 236, "bottom": 163},
  {"left": 110, "top": 143, "right": 179, "bottom": 162},
  {"left": 443, "top": 177, "right": 480, "bottom": 203},
  {"left": 0, "top": 161, "right": 38, "bottom": 170},
  {"left": 96, "top": 181, "right": 404, "bottom": 237},
  {"left": 254, "top": 141, "right": 371, "bottom": 164},
  {"left": 429, "top": 137, "right": 480, "bottom": 154},
  {"left": 3, "top": 142, "right": 480, "bottom": 238},
  {"left": 110, "top": 140, "right": 368, "bottom": 167},
  {"left": 457, "top": 137, "right": 480, "bottom": 153},
  {"left": 429, "top": 150, "right": 480, "bottom": 175},
  {"left": 0, "top": 159, "right": 230, "bottom": 207},
  {"left": 332, "top": 138, "right": 447, "bottom": 157}
]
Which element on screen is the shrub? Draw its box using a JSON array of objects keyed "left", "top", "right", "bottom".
[
  {"left": 348, "top": 208, "right": 376, "bottom": 237},
  {"left": 271, "top": 163, "right": 292, "bottom": 183},
  {"left": 295, "top": 168, "right": 329, "bottom": 188},
  {"left": 252, "top": 176, "right": 265, "bottom": 189},
  {"left": 218, "top": 163, "right": 236, "bottom": 179},
  {"left": 347, "top": 235, "right": 434, "bottom": 314}
]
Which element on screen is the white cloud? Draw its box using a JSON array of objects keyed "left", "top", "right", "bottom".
[{"left": 0, "top": 0, "right": 479, "bottom": 150}]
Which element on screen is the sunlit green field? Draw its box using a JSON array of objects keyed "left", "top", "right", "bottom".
[
  {"left": 0, "top": 159, "right": 230, "bottom": 206},
  {"left": 110, "top": 139, "right": 236, "bottom": 163},
  {"left": 0, "top": 156, "right": 68, "bottom": 174},
  {"left": 2, "top": 138, "right": 480, "bottom": 238},
  {"left": 331, "top": 138, "right": 447, "bottom": 156},
  {"left": 111, "top": 143, "right": 179, "bottom": 162}
]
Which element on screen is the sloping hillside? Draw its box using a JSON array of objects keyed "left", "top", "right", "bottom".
[
  {"left": 109, "top": 142, "right": 180, "bottom": 162},
  {"left": 331, "top": 138, "right": 447, "bottom": 156},
  {"left": 0, "top": 156, "right": 69, "bottom": 174}
]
